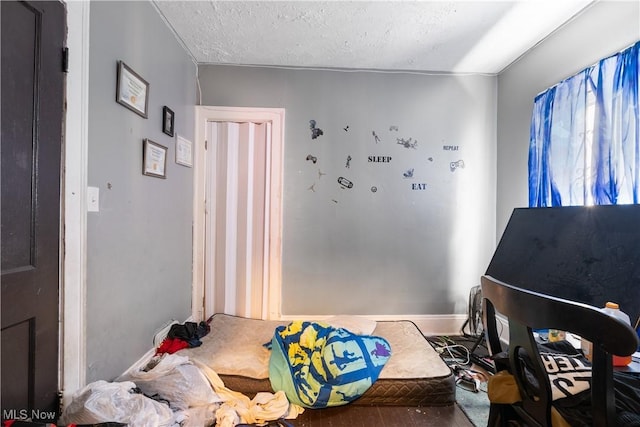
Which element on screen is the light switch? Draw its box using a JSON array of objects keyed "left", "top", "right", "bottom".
[{"left": 87, "top": 186, "right": 99, "bottom": 212}]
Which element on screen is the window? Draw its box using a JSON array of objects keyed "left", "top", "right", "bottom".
[{"left": 529, "top": 41, "right": 639, "bottom": 207}]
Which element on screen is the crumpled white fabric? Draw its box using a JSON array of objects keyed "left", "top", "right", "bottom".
[
  {"left": 193, "top": 360, "right": 304, "bottom": 427},
  {"left": 324, "top": 315, "right": 377, "bottom": 335},
  {"left": 173, "top": 403, "right": 221, "bottom": 427}
]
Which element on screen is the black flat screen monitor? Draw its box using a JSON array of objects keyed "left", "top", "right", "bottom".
[{"left": 486, "top": 205, "right": 640, "bottom": 328}]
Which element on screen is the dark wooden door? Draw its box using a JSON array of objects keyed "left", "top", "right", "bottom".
[{"left": 1, "top": 0, "right": 66, "bottom": 421}]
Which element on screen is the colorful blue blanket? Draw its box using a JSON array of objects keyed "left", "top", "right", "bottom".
[{"left": 268, "top": 321, "right": 391, "bottom": 408}]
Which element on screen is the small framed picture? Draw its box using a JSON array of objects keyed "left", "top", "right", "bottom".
[
  {"left": 162, "top": 106, "right": 175, "bottom": 137},
  {"left": 116, "top": 61, "right": 149, "bottom": 118},
  {"left": 142, "top": 139, "right": 167, "bottom": 179},
  {"left": 175, "top": 135, "right": 193, "bottom": 168}
]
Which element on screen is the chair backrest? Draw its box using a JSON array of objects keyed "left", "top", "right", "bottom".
[{"left": 481, "top": 275, "right": 639, "bottom": 427}]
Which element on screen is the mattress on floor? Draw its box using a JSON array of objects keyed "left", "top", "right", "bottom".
[{"left": 178, "top": 313, "right": 455, "bottom": 406}]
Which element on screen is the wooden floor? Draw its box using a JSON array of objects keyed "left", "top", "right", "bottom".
[{"left": 288, "top": 404, "right": 474, "bottom": 427}]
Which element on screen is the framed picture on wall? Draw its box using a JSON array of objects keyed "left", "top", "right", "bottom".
[
  {"left": 162, "top": 106, "right": 175, "bottom": 136},
  {"left": 142, "top": 139, "right": 167, "bottom": 179},
  {"left": 116, "top": 60, "right": 149, "bottom": 118},
  {"left": 175, "top": 135, "right": 193, "bottom": 167}
]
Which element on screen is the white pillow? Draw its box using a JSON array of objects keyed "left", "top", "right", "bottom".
[{"left": 324, "top": 315, "right": 377, "bottom": 335}]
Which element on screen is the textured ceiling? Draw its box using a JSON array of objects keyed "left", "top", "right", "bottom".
[{"left": 153, "top": 0, "right": 595, "bottom": 74}]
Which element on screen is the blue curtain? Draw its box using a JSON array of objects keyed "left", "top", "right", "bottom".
[{"left": 529, "top": 41, "right": 640, "bottom": 207}]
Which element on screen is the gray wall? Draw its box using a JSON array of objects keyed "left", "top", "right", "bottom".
[
  {"left": 87, "top": 1, "right": 196, "bottom": 382},
  {"left": 198, "top": 66, "right": 497, "bottom": 316},
  {"left": 496, "top": 1, "right": 640, "bottom": 239}
]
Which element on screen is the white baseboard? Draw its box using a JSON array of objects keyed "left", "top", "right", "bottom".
[
  {"left": 278, "top": 314, "right": 468, "bottom": 336},
  {"left": 119, "top": 347, "right": 158, "bottom": 379},
  {"left": 405, "top": 314, "right": 469, "bottom": 336}
]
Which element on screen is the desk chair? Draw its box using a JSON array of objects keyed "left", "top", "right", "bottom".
[{"left": 481, "top": 275, "right": 639, "bottom": 427}]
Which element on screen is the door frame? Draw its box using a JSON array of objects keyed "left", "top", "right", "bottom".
[
  {"left": 61, "top": 0, "right": 90, "bottom": 407},
  {"left": 193, "top": 106, "right": 285, "bottom": 321}
]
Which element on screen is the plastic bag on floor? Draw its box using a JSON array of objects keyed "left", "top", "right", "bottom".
[
  {"left": 59, "top": 380, "right": 174, "bottom": 427},
  {"left": 116, "top": 353, "right": 221, "bottom": 411},
  {"left": 173, "top": 403, "right": 220, "bottom": 427}
]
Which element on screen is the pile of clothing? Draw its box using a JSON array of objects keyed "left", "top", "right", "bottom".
[{"left": 156, "top": 318, "right": 212, "bottom": 355}]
